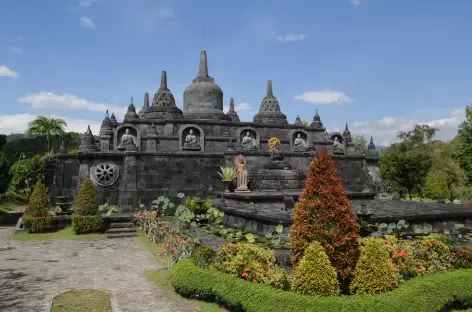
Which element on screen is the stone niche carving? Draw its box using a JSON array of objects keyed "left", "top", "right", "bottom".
[
  {"left": 90, "top": 163, "right": 120, "bottom": 187},
  {"left": 178, "top": 124, "right": 204, "bottom": 151},
  {"left": 290, "top": 130, "right": 308, "bottom": 152},
  {"left": 331, "top": 133, "right": 344, "bottom": 155},
  {"left": 237, "top": 127, "right": 259, "bottom": 151},
  {"left": 114, "top": 125, "right": 140, "bottom": 151}
]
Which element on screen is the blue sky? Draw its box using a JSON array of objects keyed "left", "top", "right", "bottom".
[{"left": 0, "top": 0, "right": 471, "bottom": 145}]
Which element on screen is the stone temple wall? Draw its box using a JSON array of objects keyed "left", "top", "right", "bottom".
[{"left": 45, "top": 149, "right": 380, "bottom": 212}]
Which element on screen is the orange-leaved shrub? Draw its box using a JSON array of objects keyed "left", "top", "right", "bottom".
[{"left": 290, "top": 149, "right": 359, "bottom": 282}]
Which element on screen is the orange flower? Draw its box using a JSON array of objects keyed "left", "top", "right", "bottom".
[
  {"left": 241, "top": 273, "right": 248, "bottom": 279},
  {"left": 273, "top": 281, "right": 279, "bottom": 287},
  {"left": 252, "top": 279, "right": 257, "bottom": 283}
]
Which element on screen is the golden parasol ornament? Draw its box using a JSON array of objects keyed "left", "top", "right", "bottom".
[{"left": 268, "top": 137, "right": 281, "bottom": 151}]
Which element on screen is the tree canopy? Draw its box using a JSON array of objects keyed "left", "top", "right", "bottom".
[{"left": 25, "top": 116, "right": 67, "bottom": 155}]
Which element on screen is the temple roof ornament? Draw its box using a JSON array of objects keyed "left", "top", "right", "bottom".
[
  {"left": 124, "top": 97, "right": 139, "bottom": 122},
  {"left": 110, "top": 113, "right": 118, "bottom": 127},
  {"left": 183, "top": 50, "right": 229, "bottom": 120},
  {"left": 226, "top": 98, "right": 240, "bottom": 122},
  {"left": 311, "top": 109, "right": 323, "bottom": 129},
  {"left": 294, "top": 115, "right": 303, "bottom": 126},
  {"left": 99, "top": 110, "right": 113, "bottom": 136},
  {"left": 253, "top": 80, "right": 288, "bottom": 124},
  {"left": 139, "top": 93, "right": 150, "bottom": 118},
  {"left": 343, "top": 123, "right": 352, "bottom": 143},
  {"left": 79, "top": 125, "right": 97, "bottom": 152},
  {"left": 366, "top": 136, "right": 380, "bottom": 160},
  {"left": 144, "top": 71, "right": 183, "bottom": 119}
]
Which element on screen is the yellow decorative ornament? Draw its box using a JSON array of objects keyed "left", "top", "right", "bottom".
[{"left": 268, "top": 137, "right": 281, "bottom": 151}]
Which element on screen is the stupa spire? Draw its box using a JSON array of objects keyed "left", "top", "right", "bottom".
[
  {"left": 144, "top": 93, "right": 149, "bottom": 107},
  {"left": 266, "top": 80, "right": 273, "bottom": 97},
  {"left": 345, "top": 123, "right": 349, "bottom": 131},
  {"left": 198, "top": 50, "right": 209, "bottom": 77},
  {"left": 229, "top": 98, "right": 235, "bottom": 111},
  {"left": 160, "top": 71, "right": 168, "bottom": 89}
]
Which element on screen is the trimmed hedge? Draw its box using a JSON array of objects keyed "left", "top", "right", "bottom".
[
  {"left": 72, "top": 215, "right": 103, "bottom": 234},
  {"left": 170, "top": 259, "right": 472, "bottom": 312},
  {"left": 22, "top": 216, "right": 52, "bottom": 233}
]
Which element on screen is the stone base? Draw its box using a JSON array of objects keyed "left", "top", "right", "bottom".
[
  {"left": 182, "top": 145, "right": 201, "bottom": 151},
  {"left": 250, "top": 168, "right": 304, "bottom": 191}
]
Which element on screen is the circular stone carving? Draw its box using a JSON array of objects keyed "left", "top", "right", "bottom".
[
  {"left": 90, "top": 163, "right": 119, "bottom": 187},
  {"left": 268, "top": 137, "right": 281, "bottom": 151}
]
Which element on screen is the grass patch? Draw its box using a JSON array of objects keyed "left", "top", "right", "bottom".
[
  {"left": 9, "top": 226, "right": 105, "bottom": 241},
  {"left": 138, "top": 231, "right": 226, "bottom": 312},
  {"left": 0, "top": 200, "right": 20, "bottom": 214},
  {"left": 51, "top": 289, "right": 111, "bottom": 312}
]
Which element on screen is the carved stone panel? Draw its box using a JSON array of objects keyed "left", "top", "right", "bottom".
[
  {"left": 292, "top": 131, "right": 308, "bottom": 152},
  {"left": 331, "top": 133, "right": 345, "bottom": 155},
  {"left": 90, "top": 163, "right": 120, "bottom": 187},
  {"left": 114, "top": 124, "right": 140, "bottom": 151}
]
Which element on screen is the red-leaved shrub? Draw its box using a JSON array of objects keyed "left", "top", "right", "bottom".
[{"left": 290, "top": 149, "right": 360, "bottom": 282}]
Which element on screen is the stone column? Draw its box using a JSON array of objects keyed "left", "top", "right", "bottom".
[
  {"left": 119, "top": 152, "right": 138, "bottom": 213},
  {"left": 100, "top": 135, "right": 112, "bottom": 152}
]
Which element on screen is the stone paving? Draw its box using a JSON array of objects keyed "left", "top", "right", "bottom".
[{"left": 0, "top": 227, "right": 197, "bottom": 312}]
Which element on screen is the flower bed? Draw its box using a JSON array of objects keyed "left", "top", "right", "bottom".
[{"left": 171, "top": 259, "right": 472, "bottom": 312}]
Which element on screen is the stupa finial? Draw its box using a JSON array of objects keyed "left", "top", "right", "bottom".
[
  {"left": 198, "top": 50, "right": 209, "bottom": 77},
  {"left": 266, "top": 80, "right": 273, "bottom": 97},
  {"left": 160, "top": 70, "right": 168, "bottom": 89}
]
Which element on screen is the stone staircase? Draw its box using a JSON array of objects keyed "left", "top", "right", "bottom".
[{"left": 106, "top": 214, "right": 136, "bottom": 239}]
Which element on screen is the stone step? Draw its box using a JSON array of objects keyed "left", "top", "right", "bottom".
[
  {"left": 106, "top": 232, "right": 137, "bottom": 239},
  {"left": 110, "top": 222, "right": 134, "bottom": 228},
  {"left": 106, "top": 227, "right": 136, "bottom": 234}
]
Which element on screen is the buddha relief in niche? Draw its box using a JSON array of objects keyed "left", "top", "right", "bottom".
[
  {"left": 183, "top": 128, "right": 201, "bottom": 150},
  {"left": 293, "top": 132, "right": 308, "bottom": 152},
  {"left": 240, "top": 130, "right": 257, "bottom": 151},
  {"left": 118, "top": 128, "right": 137, "bottom": 150},
  {"left": 331, "top": 135, "right": 344, "bottom": 154}
]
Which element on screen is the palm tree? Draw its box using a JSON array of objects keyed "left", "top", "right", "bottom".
[{"left": 25, "top": 115, "right": 67, "bottom": 155}]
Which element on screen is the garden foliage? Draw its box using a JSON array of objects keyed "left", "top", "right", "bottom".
[
  {"left": 193, "top": 245, "right": 216, "bottom": 269},
  {"left": 72, "top": 177, "right": 103, "bottom": 234},
  {"left": 423, "top": 173, "right": 449, "bottom": 200},
  {"left": 25, "top": 180, "right": 49, "bottom": 217},
  {"left": 72, "top": 215, "right": 103, "bottom": 234},
  {"left": 8, "top": 154, "right": 44, "bottom": 199},
  {"left": 0, "top": 153, "right": 10, "bottom": 194},
  {"left": 290, "top": 149, "right": 359, "bottom": 281},
  {"left": 291, "top": 241, "right": 339, "bottom": 296},
  {"left": 350, "top": 238, "right": 398, "bottom": 295}
]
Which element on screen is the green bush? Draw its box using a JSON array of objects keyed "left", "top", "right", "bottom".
[
  {"left": 22, "top": 216, "right": 52, "bottom": 233},
  {"left": 8, "top": 154, "right": 44, "bottom": 198},
  {"left": 24, "top": 180, "right": 49, "bottom": 217},
  {"left": 72, "top": 215, "right": 103, "bottom": 234},
  {"left": 0, "top": 152, "right": 10, "bottom": 194},
  {"left": 193, "top": 244, "right": 216, "bottom": 269},
  {"left": 291, "top": 242, "right": 339, "bottom": 296},
  {"left": 171, "top": 259, "right": 472, "bottom": 312},
  {"left": 350, "top": 238, "right": 398, "bottom": 295},
  {"left": 75, "top": 177, "right": 98, "bottom": 215},
  {"left": 424, "top": 173, "right": 449, "bottom": 200},
  {"left": 185, "top": 198, "right": 212, "bottom": 215}
]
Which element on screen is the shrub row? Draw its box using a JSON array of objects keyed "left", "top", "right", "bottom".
[
  {"left": 170, "top": 259, "right": 472, "bottom": 312},
  {"left": 72, "top": 215, "right": 103, "bottom": 234}
]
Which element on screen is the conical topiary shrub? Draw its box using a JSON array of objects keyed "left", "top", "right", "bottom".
[
  {"left": 25, "top": 180, "right": 49, "bottom": 217},
  {"left": 291, "top": 241, "right": 340, "bottom": 296},
  {"left": 72, "top": 177, "right": 103, "bottom": 234},
  {"left": 350, "top": 238, "right": 398, "bottom": 295},
  {"left": 75, "top": 177, "right": 98, "bottom": 216},
  {"left": 290, "top": 149, "right": 360, "bottom": 283}
]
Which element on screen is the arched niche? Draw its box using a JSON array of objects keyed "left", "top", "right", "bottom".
[
  {"left": 288, "top": 129, "right": 309, "bottom": 152},
  {"left": 236, "top": 127, "right": 260, "bottom": 151},
  {"left": 114, "top": 124, "right": 140, "bottom": 151},
  {"left": 178, "top": 124, "right": 204, "bottom": 151},
  {"left": 330, "top": 131, "right": 345, "bottom": 155}
]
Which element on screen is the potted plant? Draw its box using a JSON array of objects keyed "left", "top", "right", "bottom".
[{"left": 217, "top": 166, "right": 236, "bottom": 192}]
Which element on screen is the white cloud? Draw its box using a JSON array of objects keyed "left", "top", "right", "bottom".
[
  {"left": 294, "top": 89, "right": 353, "bottom": 105},
  {"left": 80, "top": 16, "right": 96, "bottom": 29},
  {"left": 223, "top": 102, "right": 253, "bottom": 114},
  {"left": 348, "top": 108, "right": 465, "bottom": 147},
  {"left": 79, "top": 0, "right": 98, "bottom": 7},
  {"left": 17, "top": 92, "right": 127, "bottom": 116},
  {"left": 158, "top": 8, "right": 174, "bottom": 19},
  {"left": 276, "top": 33, "right": 305, "bottom": 43},
  {"left": 0, "top": 113, "right": 101, "bottom": 135},
  {"left": 0, "top": 65, "right": 19, "bottom": 78},
  {"left": 350, "top": 0, "right": 361, "bottom": 6},
  {"left": 8, "top": 46, "right": 24, "bottom": 55}
]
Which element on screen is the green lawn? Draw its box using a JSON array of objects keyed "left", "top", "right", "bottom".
[
  {"left": 0, "top": 200, "right": 21, "bottom": 214},
  {"left": 138, "top": 231, "right": 226, "bottom": 312},
  {"left": 9, "top": 226, "right": 105, "bottom": 241},
  {"left": 51, "top": 289, "right": 111, "bottom": 312}
]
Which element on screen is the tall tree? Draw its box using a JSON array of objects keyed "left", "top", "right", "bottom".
[
  {"left": 430, "top": 140, "right": 464, "bottom": 200},
  {"left": 351, "top": 134, "right": 367, "bottom": 155},
  {"left": 24, "top": 116, "right": 67, "bottom": 155},
  {"left": 456, "top": 104, "right": 472, "bottom": 184},
  {"left": 380, "top": 125, "right": 437, "bottom": 199},
  {"left": 0, "top": 134, "right": 7, "bottom": 151}
]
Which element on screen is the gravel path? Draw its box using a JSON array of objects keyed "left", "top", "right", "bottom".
[{"left": 0, "top": 227, "right": 197, "bottom": 312}]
